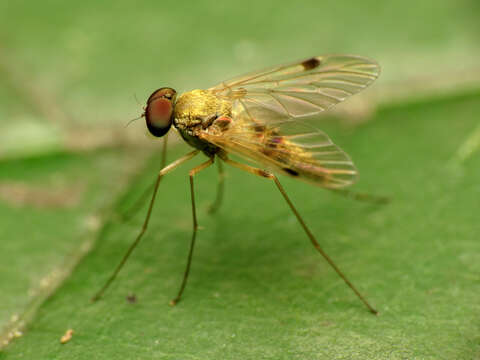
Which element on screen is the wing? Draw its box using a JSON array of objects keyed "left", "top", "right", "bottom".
[
  {"left": 201, "top": 118, "right": 357, "bottom": 188},
  {"left": 209, "top": 54, "right": 380, "bottom": 121},
  {"left": 202, "top": 55, "right": 380, "bottom": 188}
]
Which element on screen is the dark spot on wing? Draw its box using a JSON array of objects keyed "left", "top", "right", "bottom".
[
  {"left": 253, "top": 124, "right": 266, "bottom": 132},
  {"left": 267, "top": 136, "right": 284, "bottom": 148},
  {"left": 283, "top": 168, "right": 299, "bottom": 176},
  {"left": 301, "top": 57, "right": 321, "bottom": 71},
  {"left": 261, "top": 148, "right": 274, "bottom": 157}
]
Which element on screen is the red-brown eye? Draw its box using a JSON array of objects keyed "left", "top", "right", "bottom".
[{"left": 145, "top": 88, "right": 176, "bottom": 137}]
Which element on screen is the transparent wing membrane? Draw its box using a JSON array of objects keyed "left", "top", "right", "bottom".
[
  {"left": 202, "top": 119, "right": 357, "bottom": 188},
  {"left": 211, "top": 55, "right": 379, "bottom": 120},
  {"left": 202, "top": 55, "right": 379, "bottom": 188}
]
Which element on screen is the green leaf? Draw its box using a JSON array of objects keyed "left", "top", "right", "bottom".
[
  {"left": 2, "top": 0, "right": 480, "bottom": 357},
  {"left": 2, "top": 92, "right": 479, "bottom": 358},
  {"left": 0, "top": 148, "right": 150, "bottom": 348}
]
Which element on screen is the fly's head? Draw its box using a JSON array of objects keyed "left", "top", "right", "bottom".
[{"left": 144, "top": 87, "right": 177, "bottom": 137}]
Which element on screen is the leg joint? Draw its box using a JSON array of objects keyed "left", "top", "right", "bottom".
[{"left": 260, "top": 170, "right": 274, "bottom": 179}]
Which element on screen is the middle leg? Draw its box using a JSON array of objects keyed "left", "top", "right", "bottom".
[
  {"left": 208, "top": 159, "right": 225, "bottom": 214},
  {"left": 170, "top": 156, "right": 215, "bottom": 305}
]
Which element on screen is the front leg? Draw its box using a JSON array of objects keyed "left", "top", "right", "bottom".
[{"left": 92, "top": 150, "right": 200, "bottom": 302}]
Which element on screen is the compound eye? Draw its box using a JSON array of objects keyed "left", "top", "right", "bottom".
[{"left": 145, "top": 88, "right": 175, "bottom": 137}]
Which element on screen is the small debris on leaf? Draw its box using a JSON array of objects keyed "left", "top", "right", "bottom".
[
  {"left": 60, "top": 329, "right": 74, "bottom": 344},
  {"left": 126, "top": 294, "right": 137, "bottom": 304}
]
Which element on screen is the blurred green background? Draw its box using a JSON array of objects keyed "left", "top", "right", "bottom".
[{"left": 1, "top": 1, "right": 479, "bottom": 359}]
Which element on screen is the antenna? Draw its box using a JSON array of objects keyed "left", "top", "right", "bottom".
[{"left": 125, "top": 113, "right": 144, "bottom": 128}]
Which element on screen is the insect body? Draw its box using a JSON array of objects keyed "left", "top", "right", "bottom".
[
  {"left": 174, "top": 89, "right": 232, "bottom": 156},
  {"left": 93, "top": 55, "right": 381, "bottom": 314}
]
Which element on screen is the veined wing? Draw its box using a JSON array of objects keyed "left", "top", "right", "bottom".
[
  {"left": 200, "top": 118, "right": 357, "bottom": 189},
  {"left": 200, "top": 55, "right": 378, "bottom": 188},
  {"left": 209, "top": 54, "right": 380, "bottom": 122}
]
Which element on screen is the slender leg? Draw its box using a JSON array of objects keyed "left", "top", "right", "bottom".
[
  {"left": 221, "top": 156, "right": 378, "bottom": 314},
  {"left": 91, "top": 150, "right": 200, "bottom": 302},
  {"left": 330, "top": 188, "right": 389, "bottom": 205},
  {"left": 117, "top": 134, "right": 170, "bottom": 224},
  {"left": 208, "top": 159, "right": 225, "bottom": 214},
  {"left": 170, "top": 157, "right": 215, "bottom": 306}
]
